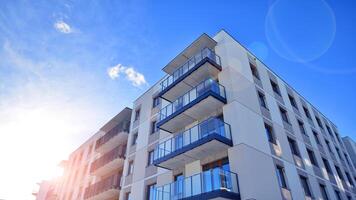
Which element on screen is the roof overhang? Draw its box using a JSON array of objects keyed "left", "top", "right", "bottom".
[
  {"left": 162, "top": 33, "right": 217, "bottom": 74},
  {"left": 100, "top": 107, "right": 132, "bottom": 132}
]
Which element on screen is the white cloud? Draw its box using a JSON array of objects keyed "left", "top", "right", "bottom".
[
  {"left": 54, "top": 20, "right": 72, "bottom": 34},
  {"left": 107, "top": 64, "right": 147, "bottom": 87}
]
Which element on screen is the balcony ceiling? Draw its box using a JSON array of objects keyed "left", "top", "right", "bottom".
[{"left": 163, "top": 33, "right": 217, "bottom": 74}]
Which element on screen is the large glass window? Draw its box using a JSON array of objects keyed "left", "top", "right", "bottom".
[{"left": 147, "top": 183, "right": 156, "bottom": 200}]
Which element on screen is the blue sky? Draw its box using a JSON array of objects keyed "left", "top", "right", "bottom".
[{"left": 0, "top": 0, "right": 355, "bottom": 199}]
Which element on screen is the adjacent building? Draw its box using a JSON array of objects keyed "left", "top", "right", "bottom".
[
  {"left": 44, "top": 30, "right": 356, "bottom": 200},
  {"left": 343, "top": 137, "right": 356, "bottom": 169},
  {"left": 55, "top": 107, "right": 131, "bottom": 200}
]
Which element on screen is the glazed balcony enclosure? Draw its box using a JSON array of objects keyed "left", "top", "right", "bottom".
[
  {"left": 154, "top": 168, "right": 240, "bottom": 200},
  {"left": 154, "top": 117, "right": 232, "bottom": 170},
  {"left": 157, "top": 79, "right": 227, "bottom": 133},
  {"left": 84, "top": 174, "right": 121, "bottom": 200},
  {"left": 90, "top": 145, "right": 126, "bottom": 176},
  {"left": 159, "top": 48, "right": 222, "bottom": 102}
]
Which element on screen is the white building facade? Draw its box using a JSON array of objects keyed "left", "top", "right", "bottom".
[{"left": 119, "top": 30, "right": 356, "bottom": 200}]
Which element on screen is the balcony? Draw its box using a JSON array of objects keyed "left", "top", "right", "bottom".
[
  {"left": 159, "top": 48, "right": 222, "bottom": 102},
  {"left": 95, "top": 123, "right": 129, "bottom": 153},
  {"left": 84, "top": 174, "right": 121, "bottom": 200},
  {"left": 90, "top": 145, "right": 126, "bottom": 176},
  {"left": 155, "top": 168, "right": 240, "bottom": 200},
  {"left": 154, "top": 117, "right": 232, "bottom": 170},
  {"left": 157, "top": 79, "right": 227, "bottom": 133}
]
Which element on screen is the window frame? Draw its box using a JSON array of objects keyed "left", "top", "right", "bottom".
[{"left": 270, "top": 79, "right": 281, "bottom": 96}]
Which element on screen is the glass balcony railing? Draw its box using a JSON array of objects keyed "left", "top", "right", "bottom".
[
  {"left": 95, "top": 121, "right": 130, "bottom": 151},
  {"left": 160, "top": 48, "right": 221, "bottom": 92},
  {"left": 159, "top": 79, "right": 226, "bottom": 122},
  {"left": 84, "top": 174, "right": 121, "bottom": 199},
  {"left": 154, "top": 168, "right": 239, "bottom": 200},
  {"left": 154, "top": 117, "right": 231, "bottom": 162},
  {"left": 90, "top": 145, "right": 126, "bottom": 173}
]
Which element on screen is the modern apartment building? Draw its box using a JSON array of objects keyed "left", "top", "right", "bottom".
[
  {"left": 343, "top": 137, "right": 356, "bottom": 169},
  {"left": 118, "top": 30, "right": 356, "bottom": 200},
  {"left": 55, "top": 107, "right": 131, "bottom": 200},
  {"left": 45, "top": 30, "right": 356, "bottom": 200}
]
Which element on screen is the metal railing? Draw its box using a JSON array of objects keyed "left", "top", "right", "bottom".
[
  {"left": 154, "top": 117, "right": 231, "bottom": 162},
  {"left": 160, "top": 48, "right": 221, "bottom": 92},
  {"left": 90, "top": 145, "right": 126, "bottom": 173},
  {"left": 154, "top": 168, "right": 239, "bottom": 200},
  {"left": 84, "top": 174, "right": 121, "bottom": 199},
  {"left": 159, "top": 79, "right": 226, "bottom": 122},
  {"left": 95, "top": 121, "right": 130, "bottom": 150}
]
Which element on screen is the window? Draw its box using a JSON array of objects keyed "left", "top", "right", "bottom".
[
  {"left": 345, "top": 171, "right": 354, "bottom": 187},
  {"left": 270, "top": 80, "right": 281, "bottom": 95},
  {"left": 250, "top": 62, "right": 260, "bottom": 79},
  {"left": 288, "top": 137, "right": 300, "bottom": 157},
  {"left": 264, "top": 123, "right": 275, "bottom": 144},
  {"left": 279, "top": 107, "right": 290, "bottom": 123},
  {"left": 150, "top": 121, "right": 157, "bottom": 134},
  {"left": 152, "top": 96, "right": 160, "bottom": 108},
  {"left": 319, "top": 184, "right": 329, "bottom": 200},
  {"left": 298, "top": 120, "right": 307, "bottom": 135},
  {"left": 288, "top": 94, "right": 298, "bottom": 109},
  {"left": 299, "top": 175, "right": 312, "bottom": 197},
  {"left": 147, "top": 183, "right": 156, "bottom": 200},
  {"left": 125, "top": 192, "right": 132, "bottom": 200},
  {"left": 335, "top": 147, "right": 343, "bottom": 160},
  {"left": 326, "top": 125, "right": 332, "bottom": 135},
  {"left": 335, "top": 132, "right": 342, "bottom": 143},
  {"left": 322, "top": 158, "right": 333, "bottom": 174},
  {"left": 132, "top": 132, "right": 138, "bottom": 145},
  {"left": 258, "top": 91, "right": 268, "bottom": 109},
  {"left": 307, "top": 149, "right": 318, "bottom": 167},
  {"left": 335, "top": 165, "right": 345, "bottom": 181},
  {"left": 313, "top": 131, "right": 321, "bottom": 145},
  {"left": 147, "top": 150, "right": 154, "bottom": 166},
  {"left": 276, "top": 165, "right": 288, "bottom": 188},
  {"left": 344, "top": 153, "right": 351, "bottom": 166},
  {"left": 334, "top": 190, "right": 342, "bottom": 200},
  {"left": 303, "top": 106, "right": 312, "bottom": 119},
  {"left": 127, "top": 161, "right": 134, "bottom": 175},
  {"left": 325, "top": 139, "right": 333, "bottom": 154},
  {"left": 315, "top": 117, "right": 324, "bottom": 129},
  {"left": 134, "top": 108, "right": 140, "bottom": 121}
]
